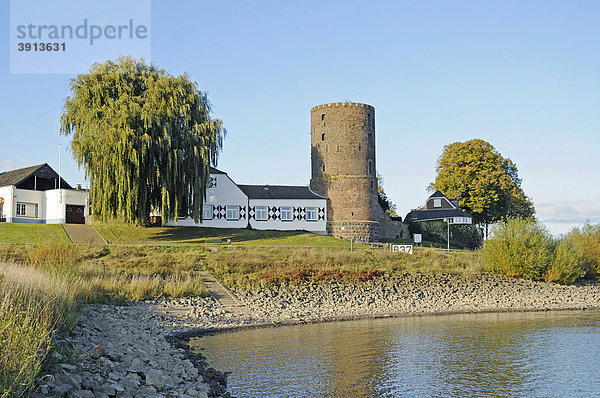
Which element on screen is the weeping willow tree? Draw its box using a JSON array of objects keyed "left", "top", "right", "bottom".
[{"left": 61, "top": 57, "right": 224, "bottom": 224}]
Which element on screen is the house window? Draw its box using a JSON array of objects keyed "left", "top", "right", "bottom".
[
  {"left": 306, "top": 207, "right": 317, "bottom": 221},
  {"left": 16, "top": 202, "right": 37, "bottom": 218},
  {"left": 321, "top": 133, "right": 325, "bottom": 141},
  {"left": 321, "top": 114, "right": 325, "bottom": 121},
  {"left": 255, "top": 206, "right": 268, "bottom": 221},
  {"left": 433, "top": 199, "right": 442, "bottom": 208},
  {"left": 226, "top": 205, "right": 239, "bottom": 220},
  {"left": 202, "top": 205, "right": 213, "bottom": 220},
  {"left": 281, "top": 206, "right": 293, "bottom": 221}
]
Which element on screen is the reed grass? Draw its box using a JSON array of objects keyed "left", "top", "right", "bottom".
[
  {"left": 0, "top": 243, "right": 209, "bottom": 303},
  {"left": 0, "top": 262, "right": 82, "bottom": 396}
]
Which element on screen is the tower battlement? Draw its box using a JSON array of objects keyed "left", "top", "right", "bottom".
[{"left": 311, "top": 102, "right": 375, "bottom": 111}]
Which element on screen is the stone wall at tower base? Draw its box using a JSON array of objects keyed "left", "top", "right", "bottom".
[
  {"left": 327, "top": 219, "right": 410, "bottom": 244},
  {"left": 327, "top": 220, "right": 380, "bottom": 244},
  {"left": 378, "top": 218, "right": 410, "bottom": 240}
]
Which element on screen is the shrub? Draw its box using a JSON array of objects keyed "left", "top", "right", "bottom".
[
  {"left": 567, "top": 223, "right": 600, "bottom": 277},
  {"left": 545, "top": 239, "right": 588, "bottom": 284},
  {"left": 482, "top": 218, "right": 553, "bottom": 280}
]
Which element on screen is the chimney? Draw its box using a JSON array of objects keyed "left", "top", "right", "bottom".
[{"left": 76, "top": 184, "right": 82, "bottom": 191}]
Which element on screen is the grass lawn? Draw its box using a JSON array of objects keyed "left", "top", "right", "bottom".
[
  {"left": 0, "top": 223, "right": 70, "bottom": 244},
  {"left": 94, "top": 222, "right": 356, "bottom": 247}
]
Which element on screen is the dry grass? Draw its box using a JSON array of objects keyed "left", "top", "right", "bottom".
[
  {"left": 0, "top": 262, "right": 82, "bottom": 396},
  {"left": 0, "top": 244, "right": 209, "bottom": 303},
  {"left": 204, "top": 246, "right": 483, "bottom": 290}
]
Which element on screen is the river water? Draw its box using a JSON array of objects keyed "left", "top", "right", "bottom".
[{"left": 190, "top": 311, "right": 600, "bottom": 397}]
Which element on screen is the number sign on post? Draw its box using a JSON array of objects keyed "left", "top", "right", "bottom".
[{"left": 391, "top": 244, "right": 413, "bottom": 254}]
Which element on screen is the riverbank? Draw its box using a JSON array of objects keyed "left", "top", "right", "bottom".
[{"left": 39, "top": 273, "right": 600, "bottom": 397}]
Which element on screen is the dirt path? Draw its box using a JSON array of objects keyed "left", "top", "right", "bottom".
[{"left": 62, "top": 224, "right": 107, "bottom": 245}]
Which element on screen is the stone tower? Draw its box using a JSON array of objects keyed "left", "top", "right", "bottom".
[{"left": 310, "top": 102, "right": 381, "bottom": 242}]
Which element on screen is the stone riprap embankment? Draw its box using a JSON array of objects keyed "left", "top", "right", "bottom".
[
  {"left": 39, "top": 273, "right": 600, "bottom": 397},
  {"left": 35, "top": 304, "right": 229, "bottom": 398},
  {"left": 234, "top": 273, "right": 600, "bottom": 323}
]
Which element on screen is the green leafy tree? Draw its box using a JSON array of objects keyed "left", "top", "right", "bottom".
[
  {"left": 377, "top": 173, "right": 398, "bottom": 217},
  {"left": 61, "top": 57, "right": 224, "bottom": 224},
  {"left": 430, "top": 139, "right": 534, "bottom": 232}
]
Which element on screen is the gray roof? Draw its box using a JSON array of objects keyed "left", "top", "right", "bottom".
[
  {"left": 238, "top": 185, "right": 326, "bottom": 200},
  {"left": 405, "top": 208, "right": 472, "bottom": 223},
  {"left": 429, "top": 190, "right": 447, "bottom": 198},
  {"left": 0, "top": 163, "right": 72, "bottom": 189},
  {"left": 209, "top": 167, "right": 226, "bottom": 175}
]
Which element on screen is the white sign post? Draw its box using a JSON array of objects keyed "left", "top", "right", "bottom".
[{"left": 414, "top": 233, "right": 422, "bottom": 245}]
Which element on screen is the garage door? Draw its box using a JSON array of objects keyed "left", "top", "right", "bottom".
[{"left": 66, "top": 205, "right": 85, "bottom": 224}]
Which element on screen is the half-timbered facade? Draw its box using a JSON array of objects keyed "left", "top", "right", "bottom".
[{"left": 164, "top": 168, "right": 328, "bottom": 233}]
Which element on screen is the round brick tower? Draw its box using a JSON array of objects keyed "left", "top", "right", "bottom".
[{"left": 310, "top": 102, "right": 380, "bottom": 242}]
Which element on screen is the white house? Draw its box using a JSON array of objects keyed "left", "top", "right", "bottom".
[
  {"left": 166, "top": 168, "right": 328, "bottom": 233},
  {"left": 0, "top": 163, "right": 89, "bottom": 224},
  {"left": 0, "top": 163, "right": 326, "bottom": 233},
  {"left": 167, "top": 168, "right": 249, "bottom": 229}
]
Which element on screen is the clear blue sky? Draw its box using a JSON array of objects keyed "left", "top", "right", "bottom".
[{"left": 1, "top": 0, "right": 599, "bottom": 235}]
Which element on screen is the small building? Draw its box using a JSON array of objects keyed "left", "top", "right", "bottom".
[
  {"left": 404, "top": 190, "right": 472, "bottom": 225},
  {"left": 0, "top": 163, "right": 89, "bottom": 224},
  {"left": 164, "top": 168, "right": 327, "bottom": 234}
]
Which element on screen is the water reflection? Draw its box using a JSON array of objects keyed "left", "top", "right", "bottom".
[{"left": 190, "top": 311, "right": 600, "bottom": 397}]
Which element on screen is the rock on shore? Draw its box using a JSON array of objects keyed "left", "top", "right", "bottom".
[
  {"left": 39, "top": 273, "right": 600, "bottom": 397},
  {"left": 35, "top": 304, "right": 228, "bottom": 398}
]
